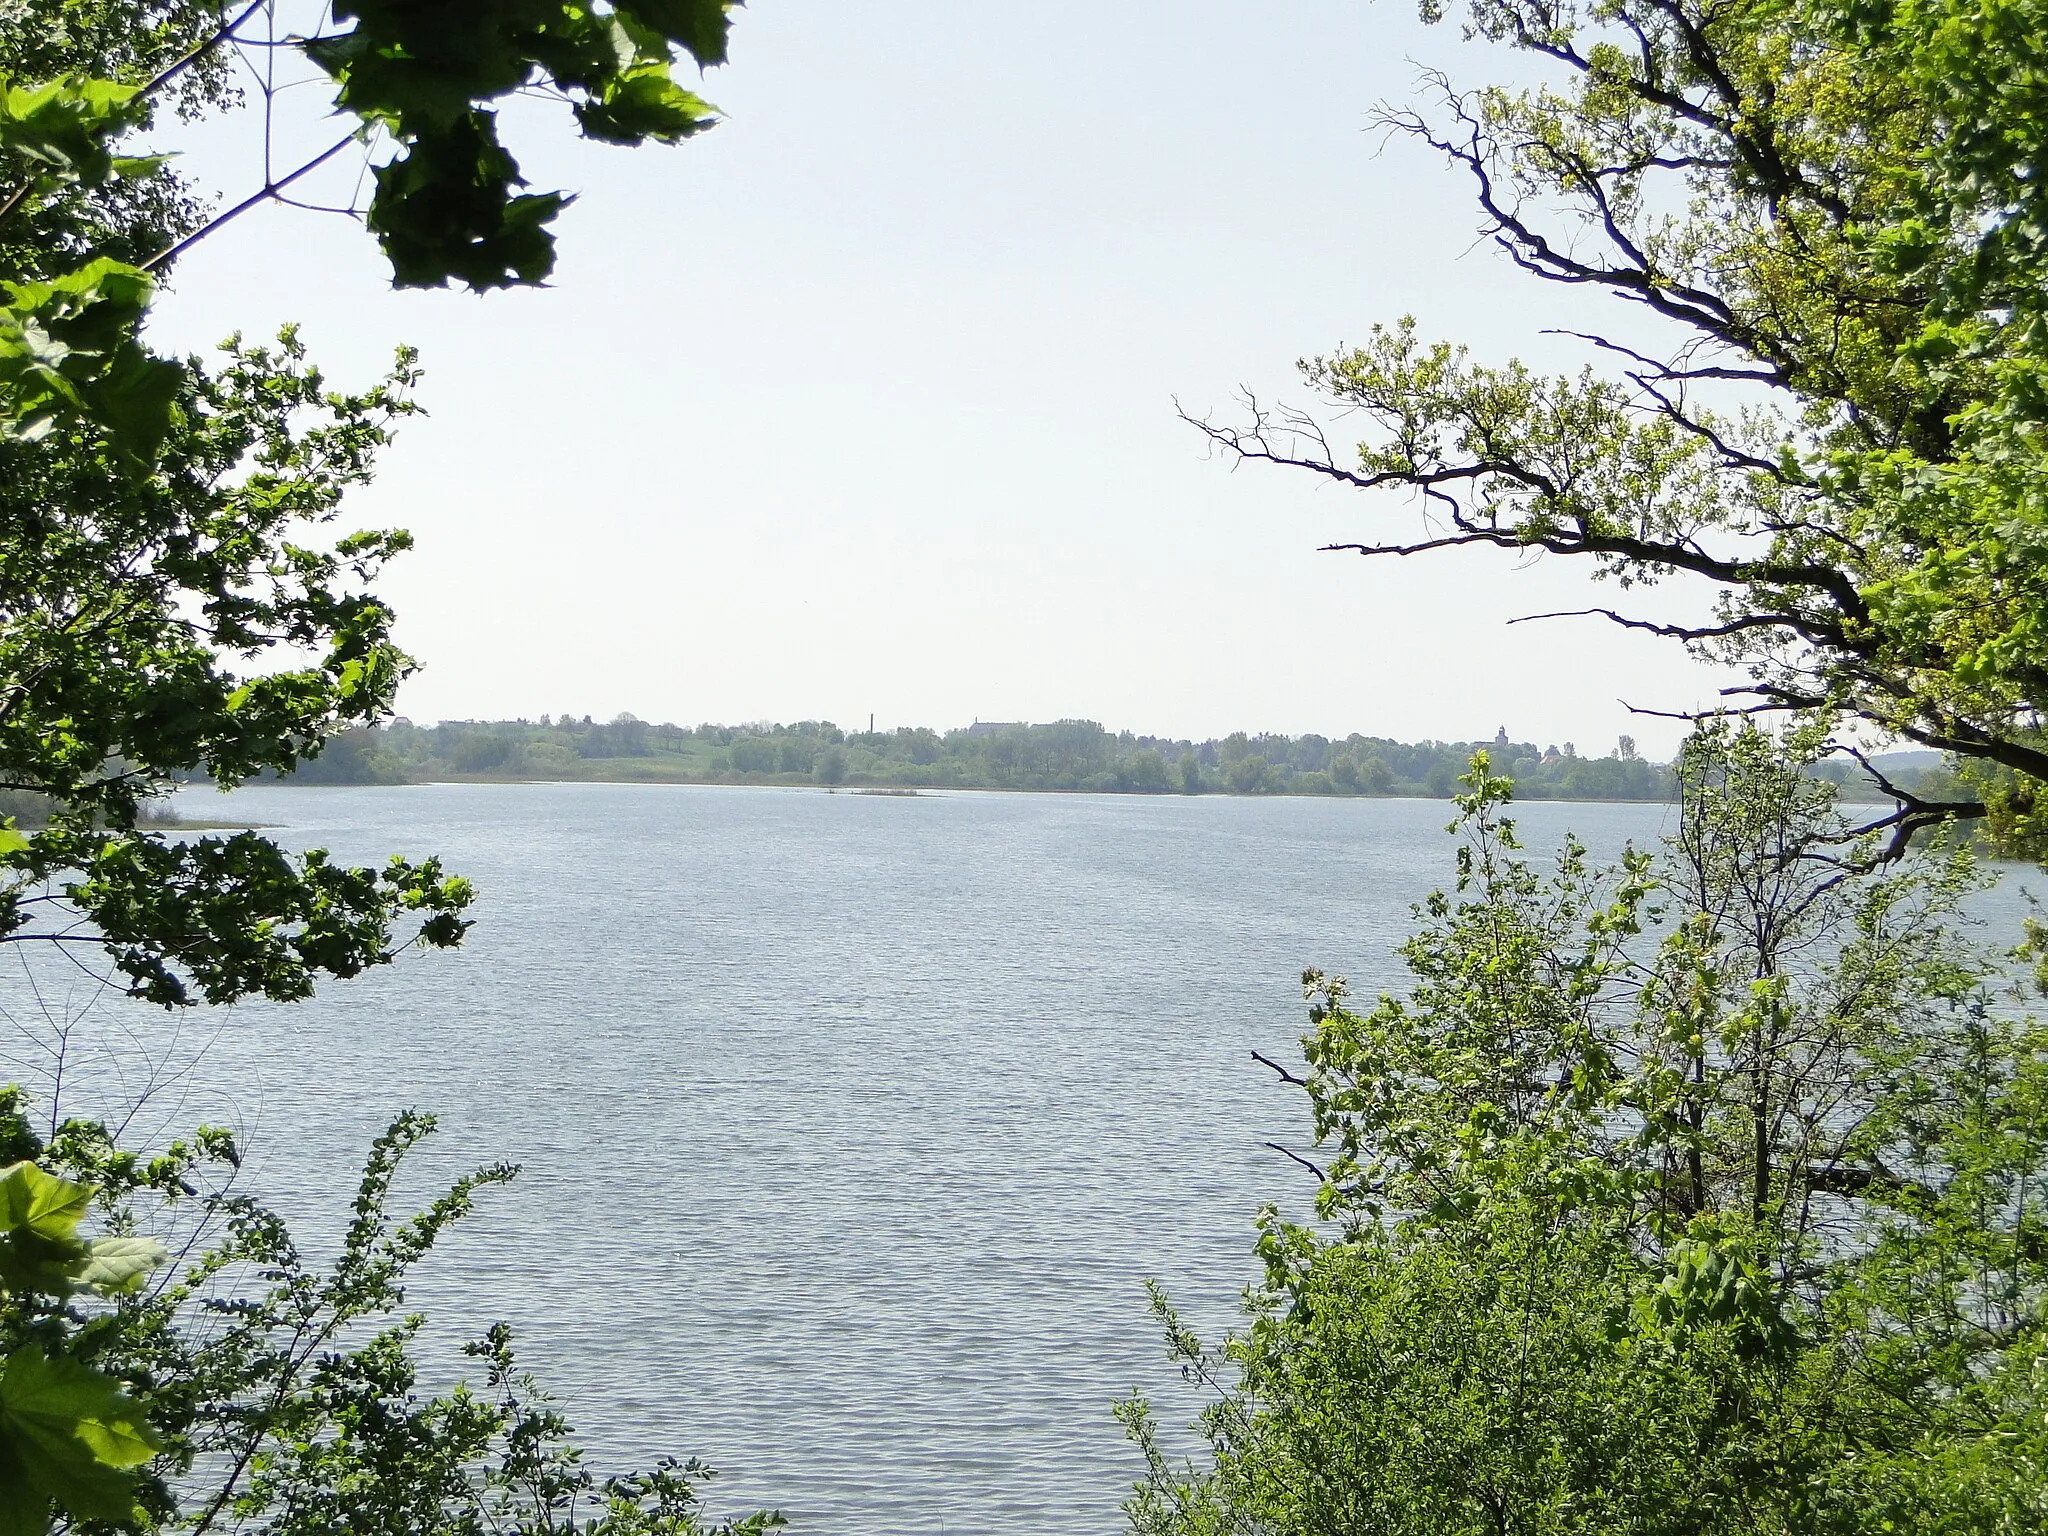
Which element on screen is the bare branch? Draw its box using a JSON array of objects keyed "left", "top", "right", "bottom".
[
  {"left": 1264, "top": 1141, "right": 1327, "bottom": 1181},
  {"left": 144, "top": 132, "right": 358, "bottom": 272},
  {"left": 1506, "top": 606, "right": 1837, "bottom": 646},
  {"left": 1251, "top": 1049, "right": 1307, "bottom": 1088}
]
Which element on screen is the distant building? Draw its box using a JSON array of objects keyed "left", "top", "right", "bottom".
[
  {"left": 1494, "top": 725, "right": 1510, "bottom": 748},
  {"left": 965, "top": 720, "right": 1027, "bottom": 736}
]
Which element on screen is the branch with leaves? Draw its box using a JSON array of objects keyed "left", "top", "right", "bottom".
[
  {"left": 0, "top": 2, "right": 745, "bottom": 1004},
  {"left": 1199, "top": 0, "right": 2048, "bottom": 851}
]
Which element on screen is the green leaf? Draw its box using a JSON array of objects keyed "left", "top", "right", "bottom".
[
  {"left": 0, "top": 259, "right": 176, "bottom": 454},
  {"left": 82, "top": 340, "right": 182, "bottom": 462},
  {"left": 613, "top": 0, "right": 735, "bottom": 66},
  {"left": 75, "top": 1236, "right": 169, "bottom": 1295},
  {"left": 0, "top": 1162, "right": 89, "bottom": 1242},
  {"left": 0, "top": 1166, "right": 161, "bottom": 1299},
  {"left": 574, "top": 65, "right": 718, "bottom": 146},
  {"left": 0, "top": 74, "right": 145, "bottom": 193},
  {"left": 0, "top": 1449, "right": 51, "bottom": 1536},
  {"left": 108, "top": 153, "right": 170, "bottom": 179},
  {"left": 0, "top": 1346, "right": 159, "bottom": 1522},
  {"left": 365, "top": 111, "right": 565, "bottom": 290},
  {"left": 0, "top": 1163, "right": 96, "bottom": 1296}
]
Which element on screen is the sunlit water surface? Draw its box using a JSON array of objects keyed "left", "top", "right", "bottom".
[{"left": 2, "top": 785, "right": 2030, "bottom": 1534}]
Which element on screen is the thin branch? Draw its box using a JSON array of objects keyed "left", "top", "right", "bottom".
[
  {"left": 1733, "top": 682, "right": 2048, "bottom": 786},
  {"left": 143, "top": 131, "right": 357, "bottom": 272},
  {"left": 1622, "top": 698, "right": 1787, "bottom": 722},
  {"left": 1505, "top": 606, "right": 1834, "bottom": 645},
  {"left": 1250, "top": 1049, "right": 1307, "bottom": 1088},
  {"left": 1833, "top": 741, "right": 1941, "bottom": 809},
  {"left": 1264, "top": 1142, "right": 1327, "bottom": 1181},
  {"left": 0, "top": 181, "right": 38, "bottom": 228},
  {"left": 143, "top": 0, "right": 270, "bottom": 100},
  {"left": 1630, "top": 374, "right": 1791, "bottom": 479},
  {"left": 1543, "top": 329, "right": 1785, "bottom": 388}
]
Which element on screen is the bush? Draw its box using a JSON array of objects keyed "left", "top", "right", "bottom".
[
  {"left": 0, "top": 1097, "right": 783, "bottom": 1535},
  {"left": 1125, "top": 735, "right": 2048, "bottom": 1535}
]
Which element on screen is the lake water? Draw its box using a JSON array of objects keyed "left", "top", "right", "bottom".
[{"left": 1, "top": 785, "right": 2029, "bottom": 1534}]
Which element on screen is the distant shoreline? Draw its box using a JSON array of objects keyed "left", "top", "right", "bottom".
[
  {"left": 230, "top": 773, "right": 1683, "bottom": 805},
  {"left": 256, "top": 716, "right": 1934, "bottom": 804}
]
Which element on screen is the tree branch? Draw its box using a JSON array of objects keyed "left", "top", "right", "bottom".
[
  {"left": 1264, "top": 1141, "right": 1327, "bottom": 1181},
  {"left": 1251, "top": 1049, "right": 1308, "bottom": 1088},
  {"left": 143, "top": 132, "right": 358, "bottom": 272},
  {"left": 143, "top": 0, "right": 270, "bottom": 101}
]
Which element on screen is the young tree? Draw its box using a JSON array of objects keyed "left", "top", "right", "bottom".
[
  {"left": 1124, "top": 738, "right": 2048, "bottom": 1533},
  {"left": 1191, "top": 0, "right": 2048, "bottom": 850}
]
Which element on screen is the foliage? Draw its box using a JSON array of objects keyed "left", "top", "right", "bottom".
[
  {"left": 1192, "top": 0, "right": 2048, "bottom": 851},
  {"left": 0, "top": 2, "right": 755, "bottom": 1529},
  {"left": 0, "top": 1155, "right": 166, "bottom": 1533},
  {"left": 0, "top": 1095, "right": 783, "bottom": 1534},
  {"left": 284, "top": 713, "right": 1958, "bottom": 802},
  {"left": 0, "top": 1, "right": 235, "bottom": 283},
  {"left": 283, "top": 714, "right": 1717, "bottom": 799},
  {"left": 0, "top": 324, "right": 483, "bottom": 1006},
  {"left": 0, "top": 0, "right": 737, "bottom": 994},
  {"left": 303, "top": 0, "right": 733, "bottom": 289},
  {"left": 1123, "top": 734, "right": 2048, "bottom": 1533}
]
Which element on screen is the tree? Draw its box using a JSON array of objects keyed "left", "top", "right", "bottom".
[
  {"left": 156, "top": 0, "right": 729, "bottom": 289},
  {"left": 1120, "top": 748, "right": 1171, "bottom": 792},
  {"left": 1227, "top": 753, "right": 1271, "bottom": 794},
  {"left": 0, "top": 0, "right": 747, "bottom": 1521},
  {"left": 1189, "top": 0, "right": 2048, "bottom": 851},
  {"left": 1124, "top": 738, "right": 2048, "bottom": 1533},
  {"left": 0, "top": 0, "right": 738, "bottom": 1000},
  {"left": 453, "top": 729, "right": 520, "bottom": 774}
]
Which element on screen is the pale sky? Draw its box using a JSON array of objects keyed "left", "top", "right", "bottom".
[{"left": 145, "top": 1, "right": 1733, "bottom": 754}]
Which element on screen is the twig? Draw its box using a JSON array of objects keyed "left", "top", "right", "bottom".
[
  {"left": 143, "top": 0, "right": 270, "bottom": 100},
  {"left": 1250, "top": 1049, "right": 1307, "bottom": 1087},
  {"left": 143, "top": 131, "right": 356, "bottom": 271},
  {"left": 1264, "top": 1142, "right": 1327, "bottom": 1181}
]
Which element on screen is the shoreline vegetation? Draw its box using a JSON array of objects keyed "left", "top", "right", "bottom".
[{"left": 258, "top": 715, "right": 1943, "bottom": 802}]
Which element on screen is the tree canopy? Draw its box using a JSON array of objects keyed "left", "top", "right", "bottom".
[
  {"left": 0, "top": 1, "right": 737, "bottom": 1005},
  {"left": 1191, "top": 0, "right": 2048, "bottom": 853},
  {"left": 264, "top": 713, "right": 1707, "bottom": 800},
  {"left": 1136, "top": 9, "right": 2048, "bottom": 1525}
]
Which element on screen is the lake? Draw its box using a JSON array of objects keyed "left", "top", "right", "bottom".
[{"left": 1, "top": 785, "right": 2025, "bottom": 1534}]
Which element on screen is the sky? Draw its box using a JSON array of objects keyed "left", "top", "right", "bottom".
[{"left": 145, "top": 1, "right": 1736, "bottom": 753}]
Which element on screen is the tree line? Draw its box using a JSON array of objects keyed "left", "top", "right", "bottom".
[{"left": 278, "top": 714, "right": 1937, "bottom": 802}]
